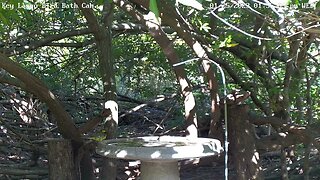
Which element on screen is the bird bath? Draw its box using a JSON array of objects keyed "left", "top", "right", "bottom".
[{"left": 96, "top": 136, "right": 223, "bottom": 180}]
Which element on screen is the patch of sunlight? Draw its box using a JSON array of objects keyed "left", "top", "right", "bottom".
[
  {"left": 151, "top": 151, "right": 161, "bottom": 158},
  {"left": 117, "top": 150, "right": 128, "bottom": 158},
  {"left": 251, "top": 152, "right": 260, "bottom": 165},
  {"left": 49, "top": 91, "right": 55, "bottom": 99},
  {"left": 279, "top": 132, "right": 287, "bottom": 137}
]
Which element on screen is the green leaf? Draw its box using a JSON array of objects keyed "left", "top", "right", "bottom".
[
  {"left": 199, "top": 22, "right": 211, "bottom": 32},
  {"left": 226, "top": 43, "right": 239, "bottom": 48},
  {"left": 0, "top": 11, "right": 9, "bottom": 25},
  {"left": 219, "top": 35, "right": 238, "bottom": 48},
  {"left": 149, "top": 0, "right": 159, "bottom": 18},
  {"left": 98, "top": 0, "right": 104, "bottom": 5}
]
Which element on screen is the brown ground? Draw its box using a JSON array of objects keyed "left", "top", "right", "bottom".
[
  {"left": 115, "top": 158, "right": 233, "bottom": 180},
  {"left": 1, "top": 101, "right": 320, "bottom": 179}
]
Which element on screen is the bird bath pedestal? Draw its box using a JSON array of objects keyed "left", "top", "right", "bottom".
[{"left": 96, "top": 136, "right": 223, "bottom": 180}]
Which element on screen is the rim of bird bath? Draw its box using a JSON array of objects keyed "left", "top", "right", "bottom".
[
  {"left": 96, "top": 136, "right": 223, "bottom": 162},
  {"left": 96, "top": 136, "right": 223, "bottom": 180}
]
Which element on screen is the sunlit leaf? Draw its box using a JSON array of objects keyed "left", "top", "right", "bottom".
[
  {"left": 149, "top": 0, "right": 159, "bottom": 18},
  {"left": 199, "top": 22, "right": 211, "bottom": 32},
  {"left": 177, "top": 0, "right": 204, "bottom": 10},
  {"left": 269, "top": 0, "right": 290, "bottom": 6},
  {"left": 226, "top": 43, "right": 239, "bottom": 48}
]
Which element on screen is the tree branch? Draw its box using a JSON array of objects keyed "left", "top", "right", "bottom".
[
  {"left": 2, "top": 29, "right": 91, "bottom": 56},
  {"left": 1, "top": 23, "right": 151, "bottom": 56},
  {"left": 0, "top": 53, "right": 82, "bottom": 142},
  {"left": 73, "top": 0, "right": 101, "bottom": 35}
]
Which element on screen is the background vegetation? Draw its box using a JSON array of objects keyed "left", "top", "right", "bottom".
[{"left": 0, "top": 0, "right": 320, "bottom": 179}]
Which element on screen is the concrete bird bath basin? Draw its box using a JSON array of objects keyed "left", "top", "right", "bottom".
[{"left": 96, "top": 136, "right": 223, "bottom": 180}]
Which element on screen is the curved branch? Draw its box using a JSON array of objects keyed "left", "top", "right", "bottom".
[
  {"left": 74, "top": 0, "right": 101, "bottom": 35},
  {"left": 1, "top": 23, "right": 147, "bottom": 56},
  {"left": 0, "top": 72, "right": 25, "bottom": 88},
  {"left": 209, "top": 10, "right": 273, "bottom": 41},
  {"left": 0, "top": 53, "right": 82, "bottom": 142},
  {"left": 3, "top": 29, "right": 91, "bottom": 56}
]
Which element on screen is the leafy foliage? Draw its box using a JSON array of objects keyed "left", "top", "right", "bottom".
[
  {"left": 0, "top": 0, "right": 319, "bottom": 124},
  {"left": 0, "top": 0, "right": 320, "bottom": 179}
]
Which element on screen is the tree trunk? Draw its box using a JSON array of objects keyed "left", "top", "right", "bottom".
[
  {"left": 228, "top": 105, "right": 263, "bottom": 180},
  {"left": 48, "top": 139, "right": 77, "bottom": 180},
  {"left": 126, "top": 0, "right": 222, "bottom": 139},
  {"left": 115, "top": 0, "right": 198, "bottom": 138},
  {"left": 74, "top": 0, "right": 118, "bottom": 179},
  {"left": 1, "top": 47, "right": 96, "bottom": 180},
  {"left": 143, "top": 16, "right": 198, "bottom": 137},
  {"left": 100, "top": 157, "right": 118, "bottom": 179},
  {"left": 280, "top": 148, "right": 289, "bottom": 180},
  {"left": 157, "top": 1, "right": 221, "bottom": 138},
  {"left": 79, "top": 152, "right": 96, "bottom": 180},
  {"left": 98, "top": 3, "right": 118, "bottom": 179}
]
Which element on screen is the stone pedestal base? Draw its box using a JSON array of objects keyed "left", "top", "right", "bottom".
[{"left": 140, "top": 161, "right": 179, "bottom": 180}]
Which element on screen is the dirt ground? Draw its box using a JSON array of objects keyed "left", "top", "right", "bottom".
[
  {"left": 1, "top": 103, "right": 320, "bottom": 179},
  {"left": 115, "top": 158, "right": 234, "bottom": 180}
]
